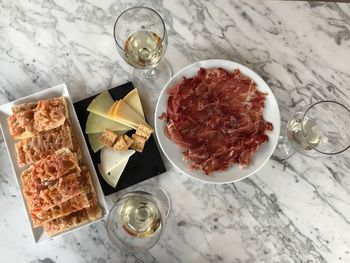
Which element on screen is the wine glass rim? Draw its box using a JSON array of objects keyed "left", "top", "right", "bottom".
[
  {"left": 107, "top": 185, "right": 169, "bottom": 253},
  {"left": 301, "top": 100, "right": 350, "bottom": 155},
  {"left": 113, "top": 6, "right": 166, "bottom": 52}
]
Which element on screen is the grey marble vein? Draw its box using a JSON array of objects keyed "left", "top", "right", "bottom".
[{"left": 0, "top": 0, "right": 350, "bottom": 263}]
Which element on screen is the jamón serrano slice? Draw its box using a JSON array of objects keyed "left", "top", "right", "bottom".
[{"left": 164, "top": 68, "right": 273, "bottom": 175}]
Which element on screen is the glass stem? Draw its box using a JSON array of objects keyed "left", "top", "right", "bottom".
[
  {"left": 144, "top": 68, "right": 156, "bottom": 79},
  {"left": 271, "top": 120, "right": 296, "bottom": 161}
]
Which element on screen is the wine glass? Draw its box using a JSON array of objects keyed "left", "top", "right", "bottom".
[
  {"left": 273, "top": 100, "right": 350, "bottom": 160},
  {"left": 107, "top": 184, "right": 170, "bottom": 253},
  {"left": 113, "top": 6, "right": 172, "bottom": 90}
]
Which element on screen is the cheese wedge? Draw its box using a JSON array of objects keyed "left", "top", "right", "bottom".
[
  {"left": 85, "top": 112, "right": 130, "bottom": 133},
  {"left": 88, "top": 133, "right": 103, "bottom": 153},
  {"left": 112, "top": 100, "right": 144, "bottom": 130},
  {"left": 98, "top": 160, "right": 128, "bottom": 188},
  {"left": 100, "top": 147, "right": 135, "bottom": 174},
  {"left": 108, "top": 100, "right": 119, "bottom": 117},
  {"left": 123, "top": 89, "right": 145, "bottom": 121},
  {"left": 87, "top": 91, "right": 114, "bottom": 118}
]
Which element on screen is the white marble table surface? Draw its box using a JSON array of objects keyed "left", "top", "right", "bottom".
[{"left": 1, "top": 0, "right": 350, "bottom": 262}]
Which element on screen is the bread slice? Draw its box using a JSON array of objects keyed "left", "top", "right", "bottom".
[
  {"left": 43, "top": 209, "right": 90, "bottom": 236},
  {"left": 43, "top": 167, "right": 102, "bottom": 236},
  {"left": 79, "top": 167, "right": 102, "bottom": 220},
  {"left": 29, "top": 147, "right": 80, "bottom": 181},
  {"left": 23, "top": 171, "right": 84, "bottom": 214},
  {"left": 8, "top": 97, "right": 68, "bottom": 140},
  {"left": 15, "top": 123, "right": 76, "bottom": 167},
  {"left": 7, "top": 110, "right": 35, "bottom": 140},
  {"left": 33, "top": 97, "right": 68, "bottom": 132},
  {"left": 12, "top": 102, "right": 38, "bottom": 113},
  {"left": 32, "top": 193, "right": 90, "bottom": 227}
]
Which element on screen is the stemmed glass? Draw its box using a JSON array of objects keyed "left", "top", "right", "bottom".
[
  {"left": 113, "top": 6, "right": 171, "bottom": 90},
  {"left": 107, "top": 184, "right": 170, "bottom": 253},
  {"left": 273, "top": 100, "right": 350, "bottom": 160}
]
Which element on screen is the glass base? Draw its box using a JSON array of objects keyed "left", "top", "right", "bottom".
[
  {"left": 136, "top": 184, "right": 170, "bottom": 219},
  {"left": 271, "top": 120, "right": 296, "bottom": 161},
  {"left": 132, "top": 59, "right": 172, "bottom": 92}
]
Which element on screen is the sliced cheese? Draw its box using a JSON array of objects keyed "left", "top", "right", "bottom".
[
  {"left": 100, "top": 147, "right": 135, "bottom": 174},
  {"left": 113, "top": 100, "right": 144, "bottom": 130},
  {"left": 98, "top": 160, "right": 128, "bottom": 188},
  {"left": 85, "top": 112, "right": 130, "bottom": 133},
  {"left": 108, "top": 100, "right": 119, "bottom": 117},
  {"left": 88, "top": 130, "right": 128, "bottom": 153},
  {"left": 87, "top": 91, "right": 114, "bottom": 117},
  {"left": 123, "top": 89, "right": 145, "bottom": 121},
  {"left": 88, "top": 133, "right": 103, "bottom": 153}
]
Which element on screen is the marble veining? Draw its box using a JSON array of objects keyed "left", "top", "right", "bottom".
[{"left": 0, "top": 0, "right": 350, "bottom": 262}]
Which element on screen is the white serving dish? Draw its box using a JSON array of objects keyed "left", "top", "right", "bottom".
[
  {"left": 155, "top": 59, "right": 280, "bottom": 184},
  {"left": 0, "top": 84, "right": 108, "bottom": 243}
]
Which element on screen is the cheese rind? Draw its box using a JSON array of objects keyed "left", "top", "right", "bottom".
[
  {"left": 123, "top": 89, "right": 145, "bottom": 121},
  {"left": 85, "top": 113, "right": 130, "bottom": 133},
  {"left": 113, "top": 100, "right": 144, "bottom": 130},
  {"left": 108, "top": 100, "right": 119, "bottom": 117},
  {"left": 100, "top": 147, "right": 135, "bottom": 174}
]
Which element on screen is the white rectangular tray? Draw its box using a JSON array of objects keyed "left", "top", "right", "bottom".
[{"left": 0, "top": 84, "right": 108, "bottom": 243}]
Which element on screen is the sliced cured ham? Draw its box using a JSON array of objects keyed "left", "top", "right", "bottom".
[{"left": 164, "top": 68, "right": 273, "bottom": 175}]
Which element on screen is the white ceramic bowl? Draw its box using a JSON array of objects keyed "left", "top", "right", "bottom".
[{"left": 155, "top": 59, "right": 280, "bottom": 184}]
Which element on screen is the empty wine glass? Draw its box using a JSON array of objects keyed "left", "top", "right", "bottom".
[
  {"left": 273, "top": 100, "right": 350, "bottom": 160},
  {"left": 113, "top": 6, "right": 172, "bottom": 90},
  {"left": 107, "top": 184, "right": 170, "bottom": 253}
]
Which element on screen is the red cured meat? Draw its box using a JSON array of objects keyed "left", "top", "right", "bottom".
[{"left": 163, "top": 68, "right": 273, "bottom": 175}]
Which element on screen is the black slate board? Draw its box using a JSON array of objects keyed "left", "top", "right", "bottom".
[{"left": 73, "top": 82, "right": 166, "bottom": 196}]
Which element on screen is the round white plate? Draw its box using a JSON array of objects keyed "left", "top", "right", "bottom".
[{"left": 154, "top": 59, "right": 280, "bottom": 184}]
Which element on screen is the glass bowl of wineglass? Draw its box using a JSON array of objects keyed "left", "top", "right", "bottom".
[
  {"left": 113, "top": 6, "right": 171, "bottom": 90},
  {"left": 107, "top": 184, "right": 170, "bottom": 253},
  {"left": 273, "top": 100, "right": 350, "bottom": 160}
]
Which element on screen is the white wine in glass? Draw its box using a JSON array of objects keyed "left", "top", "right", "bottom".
[
  {"left": 273, "top": 100, "right": 350, "bottom": 160},
  {"left": 124, "top": 30, "right": 165, "bottom": 69},
  {"left": 119, "top": 194, "right": 162, "bottom": 238},
  {"left": 114, "top": 7, "right": 171, "bottom": 89},
  {"left": 107, "top": 185, "right": 170, "bottom": 253}
]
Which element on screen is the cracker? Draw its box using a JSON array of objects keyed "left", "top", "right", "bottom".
[
  {"left": 130, "top": 134, "right": 146, "bottom": 153},
  {"left": 135, "top": 123, "right": 153, "bottom": 141},
  {"left": 99, "top": 128, "right": 117, "bottom": 147},
  {"left": 113, "top": 134, "right": 133, "bottom": 151}
]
